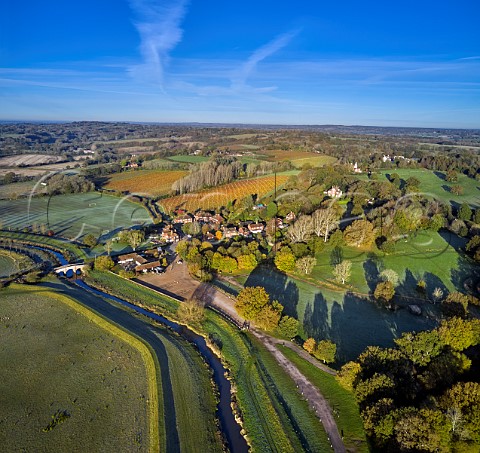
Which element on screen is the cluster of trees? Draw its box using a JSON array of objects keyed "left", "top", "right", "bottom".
[
  {"left": 303, "top": 337, "right": 337, "bottom": 363},
  {"left": 172, "top": 158, "right": 243, "bottom": 194},
  {"left": 176, "top": 237, "right": 267, "bottom": 281},
  {"left": 45, "top": 174, "right": 94, "bottom": 195},
  {"left": 235, "top": 286, "right": 299, "bottom": 335},
  {"left": 337, "top": 317, "right": 480, "bottom": 451}
]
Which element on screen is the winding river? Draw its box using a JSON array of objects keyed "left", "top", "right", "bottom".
[{"left": 37, "top": 248, "right": 248, "bottom": 452}]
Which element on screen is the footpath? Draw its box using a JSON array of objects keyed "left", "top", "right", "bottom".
[{"left": 137, "top": 263, "right": 346, "bottom": 453}]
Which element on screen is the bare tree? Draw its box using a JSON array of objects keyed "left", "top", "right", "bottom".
[
  {"left": 287, "top": 215, "right": 313, "bottom": 243},
  {"left": 312, "top": 207, "right": 339, "bottom": 242},
  {"left": 333, "top": 260, "right": 352, "bottom": 284}
]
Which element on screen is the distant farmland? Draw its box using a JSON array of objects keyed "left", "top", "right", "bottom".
[
  {"left": 159, "top": 175, "right": 289, "bottom": 212},
  {"left": 104, "top": 169, "right": 188, "bottom": 197}
]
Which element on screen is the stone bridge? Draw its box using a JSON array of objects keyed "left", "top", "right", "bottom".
[{"left": 54, "top": 263, "right": 88, "bottom": 276}]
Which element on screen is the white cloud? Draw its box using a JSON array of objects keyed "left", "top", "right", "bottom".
[
  {"left": 128, "top": 0, "right": 189, "bottom": 88},
  {"left": 231, "top": 30, "right": 299, "bottom": 91}
]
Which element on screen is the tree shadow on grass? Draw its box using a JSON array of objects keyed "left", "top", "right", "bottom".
[
  {"left": 363, "top": 254, "right": 381, "bottom": 295},
  {"left": 244, "top": 265, "right": 299, "bottom": 318},
  {"left": 451, "top": 257, "right": 480, "bottom": 296},
  {"left": 434, "top": 171, "right": 446, "bottom": 181},
  {"left": 302, "top": 292, "right": 329, "bottom": 341}
]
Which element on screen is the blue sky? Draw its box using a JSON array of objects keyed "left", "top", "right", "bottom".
[{"left": 1, "top": 0, "right": 479, "bottom": 127}]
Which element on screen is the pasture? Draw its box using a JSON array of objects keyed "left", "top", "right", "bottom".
[
  {"left": 239, "top": 230, "right": 479, "bottom": 362},
  {"left": 0, "top": 253, "right": 16, "bottom": 277},
  {"left": 0, "top": 192, "right": 151, "bottom": 241},
  {"left": 104, "top": 169, "right": 188, "bottom": 197},
  {"left": 158, "top": 174, "right": 289, "bottom": 213},
  {"left": 291, "top": 155, "right": 338, "bottom": 168},
  {"left": 0, "top": 154, "right": 62, "bottom": 167},
  {"left": 370, "top": 168, "right": 480, "bottom": 207},
  {"left": 0, "top": 285, "right": 150, "bottom": 452},
  {"left": 0, "top": 179, "right": 42, "bottom": 199},
  {"left": 165, "top": 155, "right": 210, "bottom": 164}
]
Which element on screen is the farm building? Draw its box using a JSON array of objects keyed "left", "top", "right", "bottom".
[
  {"left": 117, "top": 253, "right": 147, "bottom": 265},
  {"left": 135, "top": 261, "right": 162, "bottom": 274}
]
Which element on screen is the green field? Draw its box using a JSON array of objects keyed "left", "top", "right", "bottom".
[
  {"left": 278, "top": 346, "right": 368, "bottom": 452},
  {"left": 166, "top": 155, "right": 210, "bottom": 164},
  {"left": 0, "top": 285, "right": 150, "bottom": 452},
  {"left": 0, "top": 180, "right": 41, "bottom": 199},
  {"left": 369, "top": 168, "right": 480, "bottom": 207},
  {"left": 0, "top": 193, "right": 151, "bottom": 241},
  {"left": 59, "top": 275, "right": 222, "bottom": 452},
  {"left": 0, "top": 252, "right": 16, "bottom": 277},
  {"left": 291, "top": 155, "right": 338, "bottom": 168}
]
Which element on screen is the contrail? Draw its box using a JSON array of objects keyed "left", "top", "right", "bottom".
[{"left": 128, "top": 0, "right": 189, "bottom": 88}]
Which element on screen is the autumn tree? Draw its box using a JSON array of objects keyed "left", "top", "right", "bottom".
[
  {"left": 119, "top": 229, "right": 145, "bottom": 251},
  {"left": 374, "top": 281, "right": 395, "bottom": 304},
  {"left": 303, "top": 337, "right": 316, "bottom": 354},
  {"left": 312, "top": 206, "right": 339, "bottom": 242},
  {"left": 458, "top": 203, "right": 472, "bottom": 221},
  {"left": 314, "top": 340, "right": 337, "bottom": 363},
  {"left": 235, "top": 286, "right": 270, "bottom": 320},
  {"left": 277, "top": 315, "right": 299, "bottom": 339},
  {"left": 94, "top": 255, "right": 114, "bottom": 271},
  {"left": 255, "top": 300, "right": 283, "bottom": 331},
  {"left": 178, "top": 298, "right": 205, "bottom": 325},
  {"left": 274, "top": 246, "right": 296, "bottom": 273},
  {"left": 379, "top": 269, "right": 399, "bottom": 287},
  {"left": 83, "top": 233, "right": 98, "bottom": 248},
  {"left": 343, "top": 219, "right": 375, "bottom": 247}
]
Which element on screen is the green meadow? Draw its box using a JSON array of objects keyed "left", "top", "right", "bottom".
[
  {"left": 369, "top": 168, "right": 480, "bottom": 207},
  {"left": 0, "top": 193, "right": 151, "bottom": 241},
  {"left": 0, "top": 285, "right": 150, "bottom": 452}
]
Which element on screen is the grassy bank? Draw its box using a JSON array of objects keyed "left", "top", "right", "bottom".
[
  {"left": 203, "top": 311, "right": 332, "bottom": 452},
  {"left": 278, "top": 345, "right": 369, "bottom": 452},
  {"left": 86, "top": 269, "right": 180, "bottom": 316}
]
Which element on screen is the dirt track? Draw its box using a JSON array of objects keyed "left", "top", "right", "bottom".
[{"left": 137, "top": 260, "right": 347, "bottom": 452}]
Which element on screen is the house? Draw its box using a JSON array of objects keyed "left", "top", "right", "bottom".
[
  {"left": 248, "top": 223, "right": 265, "bottom": 234},
  {"left": 324, "top": 186, "right": 343, "bottom": 198},
  {"left": 237, "top": 226, "right": 251, "bottom": 237},
  {"left": 135, "top": 260, "right": 161, "bottom": 274},
  {"left": 353, "top": 162, "right": 362, "bottom": 173},
  {"left": 252, "top": 203, "right": 266, "bottom": 211},
  {"left": 172, "top": 214, "right": 193, "bottom": 224},
  {"left": 117, "top": 253, "right": 147, "bottom": 266},
  {"left": 161, "top": 226, "right": 179, "bottom": 243},
  {"left": 382, "top": 154, "right": 392, "bottom": 163},
  {"left": 272, "top": 218, "right": 285, "bottom": 229},
  {"left": 210, "top": 214, "right": 225, "bottom": 225},
  {"left": 222, "top": 226, "right": 238, "bottom": 239},
  {"left": 194, "top": 211, "right": 213, "bottom": 223},
  {"left": 285, "top": 211, "right": 296, "bottom": 223},
  {"left": 205, "top": 232, "right": 216, "bottom": 241}
]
